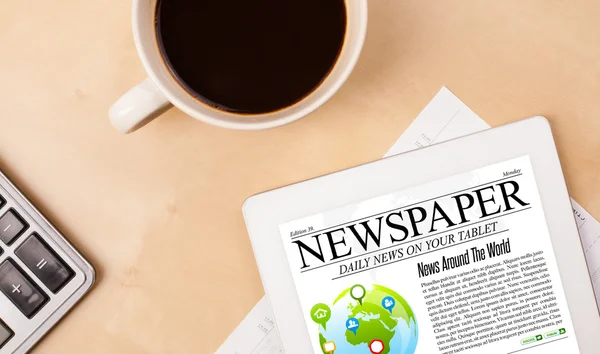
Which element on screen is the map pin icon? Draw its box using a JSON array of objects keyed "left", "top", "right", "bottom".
[
  {"left": 350, "top": 284, "right": 366, "bottom": 305},
  {"left": 345, "top": 317, "right": 360, "bottom": 335},
  {"left": 310, "top": 303, "right": 331, "bottom": 330},
  {"left": 382, "top": 296, "right": 396, "bottom": 314}
]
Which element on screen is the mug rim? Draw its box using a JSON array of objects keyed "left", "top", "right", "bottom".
[{"left": 132, "top": 0, "right": 368, "bottom": 130}]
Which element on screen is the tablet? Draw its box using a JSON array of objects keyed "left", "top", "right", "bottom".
[{"left": 243, "top": 117, "right": 600, "bottom": 354}]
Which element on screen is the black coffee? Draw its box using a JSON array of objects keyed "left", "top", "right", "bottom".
[{"left": 156, "top": 0, "right": 347, "bottom": 114}]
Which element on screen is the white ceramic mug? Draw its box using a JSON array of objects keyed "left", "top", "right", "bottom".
[{"left": 109, "top": 0, "right": 368, "bottom": 133}]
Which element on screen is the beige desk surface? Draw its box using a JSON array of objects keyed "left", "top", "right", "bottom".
[{"left": 1, "top": 0, "right": 600, "bottom": 353}]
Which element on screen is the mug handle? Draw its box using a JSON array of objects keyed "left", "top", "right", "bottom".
[{"left": 109, "top": 77, "right": 172, "bottom": 133}]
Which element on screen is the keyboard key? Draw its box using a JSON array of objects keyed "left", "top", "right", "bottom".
[
  {"left": 0, "top": 210, "right": 28, "bottom": 245},
  {"left": 0, "top": 195, "right": 5, "bottom": 209},
  {"left": 0, "top": 259, "right": 48, "bottom": 318},
  {"left": 16, "top": 234, "right": 74, "bottom": 293},
  {"left": 0, "top": 318, "right": 13, "bottom": 349}
]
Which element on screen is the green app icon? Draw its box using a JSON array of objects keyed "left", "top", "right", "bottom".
[
  {"left": 310, "top": 303, "right": 331, "bottom": 330},
  {"left": 350, "top": 284, "right": 366, "bottom": 305}
]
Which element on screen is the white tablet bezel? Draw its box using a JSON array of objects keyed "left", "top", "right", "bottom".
[{"left": 243, "top": 116, "right": 600, "bottom": 353}]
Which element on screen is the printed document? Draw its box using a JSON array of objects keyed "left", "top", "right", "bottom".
[{"left": 281, "top": 155, "right": 578, "bottom": 353}]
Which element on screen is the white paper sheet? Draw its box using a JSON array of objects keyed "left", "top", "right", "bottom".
[
  {"left": 384, "top": 87, "right": 489, "bottom": 157},
  {"left": 572, "top": 199, "right": 600, "bottom": 295},
  {"left": 215, "top": 296, "right": 282, "bottom": 354},
  {"left": 217, "top": 87, "right": 600, "bottom": 353}
]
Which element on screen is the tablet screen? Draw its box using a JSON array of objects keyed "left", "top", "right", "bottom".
[{"left": 279, "top": 155, "right": 581, "bottom": 354}]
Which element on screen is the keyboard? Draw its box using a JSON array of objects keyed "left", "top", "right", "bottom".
[{"left": 0, "top": 169, "right": 94, "bottom": 353}]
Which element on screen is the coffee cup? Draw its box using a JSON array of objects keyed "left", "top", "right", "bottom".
[{"left": 109, "top": 0, "right": 368, "bottom": 133}]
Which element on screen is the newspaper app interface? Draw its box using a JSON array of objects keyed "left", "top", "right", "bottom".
[{"left": 279, "top": 156, "right": 580, "bottom": 354}]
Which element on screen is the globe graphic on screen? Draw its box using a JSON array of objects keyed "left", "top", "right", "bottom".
[{"left": 314, "top": 284, "right": 418, "bottom": 354}]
